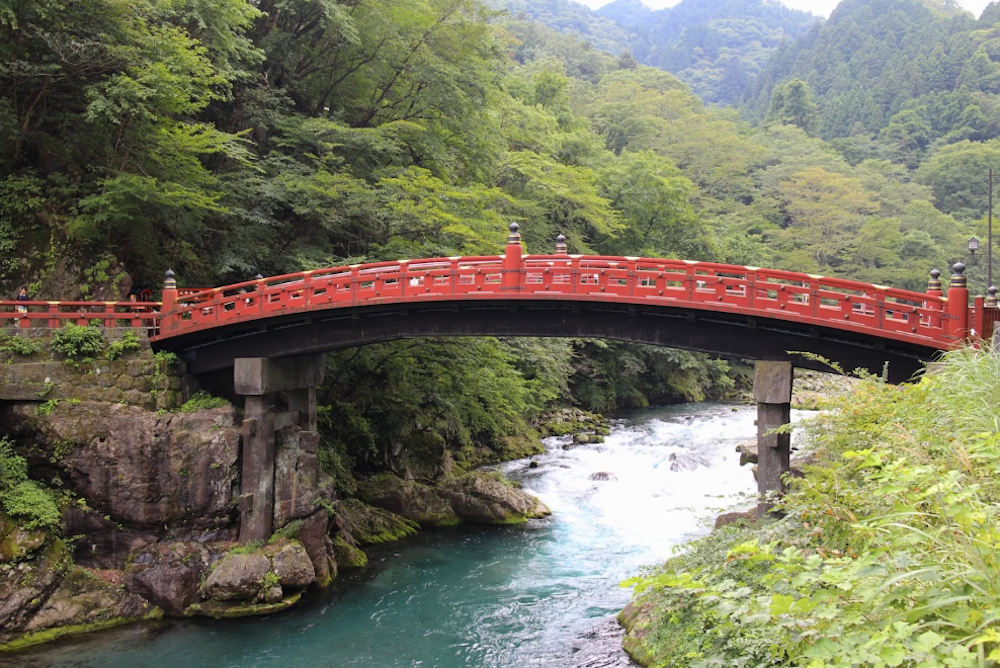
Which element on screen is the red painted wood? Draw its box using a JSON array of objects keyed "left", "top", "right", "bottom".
[{"left": 0, "top": 255, "right": 968, "bottom": 352}]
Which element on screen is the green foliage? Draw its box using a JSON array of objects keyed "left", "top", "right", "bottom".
[
  {"left": 104, "top": 331, "right": 140, "bottom": 361},
  {"left": 0, "top": 336, "right": 42, "bottom": 356},
  {"left": 570, "top": 341, "right": 737, "bottom": 412},
  {"left": 227, "top": 540, "right": 263, "bottom": 555},
  {"left": 260, "top": 570, "right": 280, "bottom": 590},
  {"left": 51, "top": 324, "right": 105, "bottom": 361},
  {"left": 0, "top": 437, "right": 61, "bottom": 531},
  {"left": 177, "top": 392, "right": 228, "bottom": 413},
  {"left": 624, "top": 346, "right": 1000, "bottom": 667}
]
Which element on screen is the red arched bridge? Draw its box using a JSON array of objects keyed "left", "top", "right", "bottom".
[
  {"left": 2, "top": 225, "right": 994, "bottom": 382},
  {"left": 4, "top": 224, "right": 997, "bottom": 534}
]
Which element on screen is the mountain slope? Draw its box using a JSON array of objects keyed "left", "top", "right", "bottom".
[
  {"left": 747, "top": 0, "right": 1000, "bottom": 142},
  {"left": 489, "top": 0, "right": 821, "bottom": 105}
]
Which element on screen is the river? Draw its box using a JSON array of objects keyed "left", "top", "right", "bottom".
[{"left": 7, "top": 402, "right": 772, "bottom": 668}]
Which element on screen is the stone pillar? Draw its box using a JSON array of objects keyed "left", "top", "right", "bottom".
[
  {"left": 240, "top": 393, "right": 276, "bottom": 543},
  {"left": 287, "top": 387, "right": 317, "bottom": 432},
  {"left": 234, "top": 354, "right": 326, "bottom": 544},
  {"left": 754, "top": 361, "right": 792, "bottom": 518}
]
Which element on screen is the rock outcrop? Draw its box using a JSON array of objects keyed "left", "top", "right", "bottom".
[
  {"left": 3, "top": 401, "right": 241, "bottom": 567},
  {"left": 338, "top": 499, "right": 420, "bottom": 545},
  {"left": 0, "top": 537, "right": 159, "bottom": 651},
  {"left": 437, "top": 472, "right": 550, "bottom": 525},
  {"left": 358, "top": 474, "right": 460, "bottom": 527},
  {"left": 125, "top": 541, "right": 216, "bottom": 616}
]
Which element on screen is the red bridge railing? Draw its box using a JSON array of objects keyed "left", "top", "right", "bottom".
[
  {"left": 0, "top": 226, "right": 990, "bottom": 351},
  {"left": 0, "top": 301, "right": 160, "bottom": 330}
]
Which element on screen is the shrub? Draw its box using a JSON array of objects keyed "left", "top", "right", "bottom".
[
  {"left": 0, "top": 336, "right": 42, "bottom": 356},
  {"left": 178, "top": 392, "right": 229, "bottom": 412},
  {"left": 624, "top": 346, "right": 1000, "bottom": 667},
  {"left": 105, "top": 330, "right": 140, "bottom": 360},
  {"left": 0, "top": 437, "right": 61, "bottom": 531},
  {"left": 51, "top": 324, "right": 105, "bottom": 360}
]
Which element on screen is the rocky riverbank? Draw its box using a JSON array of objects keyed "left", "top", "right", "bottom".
[{"left": 0, "top": 331, "right": 562, "bottom": 653}]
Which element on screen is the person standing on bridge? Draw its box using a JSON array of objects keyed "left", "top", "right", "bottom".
[{"left": 14, "top": 286, "right": 29, "bottom": 322}]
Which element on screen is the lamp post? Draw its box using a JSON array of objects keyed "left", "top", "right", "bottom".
[
  {"left": 989, "top": 168, "right": 994, "bottom": 288},
  {"left": 969, "top": 235, "right": 980, "bottom": 262}
]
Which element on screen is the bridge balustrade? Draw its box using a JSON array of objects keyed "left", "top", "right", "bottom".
[
  {"left": 141, "top": 253, "right": 955, "bottom": 351},
  {"left": 0, "top": 232, "right": 982, "bottom": 353}
]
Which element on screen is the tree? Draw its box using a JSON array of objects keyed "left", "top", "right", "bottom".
[
  {"left": 776, "top": 167, "right": 879, "bottom": 269},
  {"left": 765, "top": 79, "right": 819, "bottom": 135},
  {"left": 915, "top": 139, "right": 1000, "bottom": 220}
]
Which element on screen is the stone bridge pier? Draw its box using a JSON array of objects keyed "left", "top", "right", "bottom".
[
  {"left": 234, "top": 354, "right": 326, "bottom": 543},
  {"left": 754, "top": 360, "right": 792, "bottom": 518}
]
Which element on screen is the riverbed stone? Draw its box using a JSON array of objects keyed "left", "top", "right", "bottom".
[
  {"left": 437, "top": 472, "right": 550, "bottom": 525},
  {"left": 204, "top": 553, "right": 269, "bottom": 601}
]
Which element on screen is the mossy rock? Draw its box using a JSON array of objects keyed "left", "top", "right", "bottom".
[
  {"left": 338, "top": 499, "right": 419, "bottom": 545},
  {"left": 185, "top": 594, "right": 301, "bottom": 619},
  {"left": 331, "top": 535, "right": 368, "bottom": 569},
  {"left": 357, "top": 474, "right": 460, "bottom": 528},
  {"left": 0, "top": 513, "right": 48, "bottom": 562},
  {"left": 0, "top": 613, "right": 162, "bottom": 653},
  {"left": 617, "top": 599, "right": 656, "bottom": 667},
  {"left": 436, "top": 472, "right": 550, "bottom": 525}
]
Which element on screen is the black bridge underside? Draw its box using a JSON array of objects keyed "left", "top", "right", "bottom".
[{"left": 156, "top": 300, "right": 943, "bottom": 384}]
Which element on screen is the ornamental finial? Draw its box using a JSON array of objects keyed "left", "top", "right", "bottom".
[
  {"left": 555, "top": 233, "right": 567, "bottom": 254},
  {"left": 951, "top": 262, "right": 967, "bottom": 289},
  {"left": 507, "top": 222, "right": 521, "bottom": 245},
  {"left": 164, "top": 269, "right": 176, "bottom": 290}
]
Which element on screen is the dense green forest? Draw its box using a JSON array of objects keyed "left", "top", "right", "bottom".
[
  {"left": 747, "top": 0, "right": 1000, "bottom": 142},
  {"left": 0, "top": 0, "right": 991, "bottom": 477},
  {"left": 490, "top": 0, "right": 820, "bottom": 104}
]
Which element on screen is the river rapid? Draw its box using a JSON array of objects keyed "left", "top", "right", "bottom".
[{"left": 7, "top": 402, "right": 771, "bottom": 668}]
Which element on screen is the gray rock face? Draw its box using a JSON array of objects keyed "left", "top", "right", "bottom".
[
  {"left": 358, "top": 475, "right": 460, "bottom": 527},
  {"left": 274, "top": 429, "right": 333, "bottom": 528},
  {"left": 295, "top": 510, "right": 338, "bottom": 587},
  {"left": 204, "top": 553, "right": 270, "bottom": 602},
  {"left": 271, "top": 543, "right": 315, "bottom": 588},
  {"left": 437, "top": 473, "right": 550, "bottom": 525},
  {"left": 0, "top": 542, "right": 64, "bottom": 642},
  {"left": 4, "top": 402, "right": 240, "bottom": 539}
]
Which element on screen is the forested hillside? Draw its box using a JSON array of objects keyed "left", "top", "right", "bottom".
[
  {"left": 489, "top": 0, "right": 820, "bottom": 104},
  {"left": 0, "top": 0, "right": 981, "bottom": 476},
  {"left": 749, "top": 0, "right": 1000, "bottom": 141}
]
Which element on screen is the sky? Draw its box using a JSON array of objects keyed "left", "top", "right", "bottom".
[{"left": 576, "top": 0, "right": 993, "bottom": 18}]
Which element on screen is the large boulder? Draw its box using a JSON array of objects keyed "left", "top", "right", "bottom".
[
  {"left": 124, "top": 541, "right": 217, "bottom": 616},
  {"left": 271, "top": 543, "right": 315, "bottom": 589},
  {"left": 203, "top": 553, "right": 270, "bottom": 602},
  {"left": 357, "top": 474, "right": 460, "bottom": 527},
  {"left": 437, "top": 472, "right": 550, "bottom": 525}
]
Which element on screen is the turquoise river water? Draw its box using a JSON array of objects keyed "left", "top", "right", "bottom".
[{"left": 5, "top": 402, "right": 775, "bottom": 668}]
